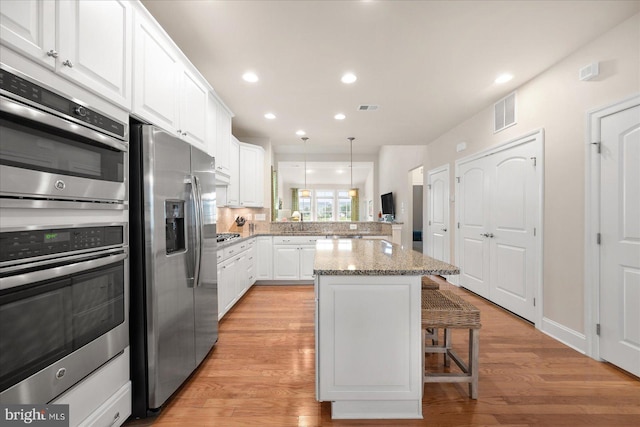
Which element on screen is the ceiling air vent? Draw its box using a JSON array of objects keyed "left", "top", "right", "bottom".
[
  {"left": 494, "top": 92, "right": 516, "bottom": 133},
  {"left": 357, "top": 105, "right": 379, "bottom": 111}
]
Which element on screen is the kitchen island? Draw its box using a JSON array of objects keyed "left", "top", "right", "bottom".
[{"left": 314, "top": 239, "right": 459, "bottom": 419}]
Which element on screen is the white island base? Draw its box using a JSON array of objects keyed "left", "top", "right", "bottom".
[{"left": 315, "top": 275, "right": 423, "bottom": 419}]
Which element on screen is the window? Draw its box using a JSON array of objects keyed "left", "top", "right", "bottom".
[
  {"left": 337, "top": 191, "right": 352, "bottom": 221},
  {"left": 316, "top": 190, "right": 334, "bottom": 221},
  {"left": 297, "top": 189, "right": 355, "bottom": 221},
  {"left": 299, "top": 196, "right": 312, "bottom": 222}
]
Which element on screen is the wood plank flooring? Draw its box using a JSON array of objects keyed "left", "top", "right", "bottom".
[{"left": 125, "top": 280, "right": 640, "bottom": 426}]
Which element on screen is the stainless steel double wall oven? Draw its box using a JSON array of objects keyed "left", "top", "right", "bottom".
[{"left": 0, "top": 65, "right": 129, "bottom": 404}]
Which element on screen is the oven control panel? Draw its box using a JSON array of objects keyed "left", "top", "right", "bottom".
[{"left": 0, "top": 226, "right": 123, "bottom": 262}]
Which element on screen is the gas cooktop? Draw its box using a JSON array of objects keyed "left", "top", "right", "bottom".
[{"left": 216, "top": 233, "right": 240, "bottom": 243}]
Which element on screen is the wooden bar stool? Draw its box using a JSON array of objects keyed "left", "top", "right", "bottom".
[
  {"left": 421, "top": 290, "right": 481, "bottom": 399},
  {"left": 421, "top": 276, "right": 440, "bottom": 344}
]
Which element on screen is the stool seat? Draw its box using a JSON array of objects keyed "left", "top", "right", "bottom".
[
  {"left": 421, "top": 289, "right": 481, "bottom": 399},
  {"left": 421, "top": 276, "right": 440, "bottom": 290}
]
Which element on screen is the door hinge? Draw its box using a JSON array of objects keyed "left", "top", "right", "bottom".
[
  {"left": 597, "top": 233, "right": 601, "bottom": 245},
  {"left": 591, "top": 142, "right": 601, "bottom": 154},
  {"left": 428, "top": 220, "right": 431, "bottom": 226},
  {"left": 531, "top": 156, "right": 537, "bottom": 167},
  {"left": 457, "top": 222, "right": 460, "bottom": 229},
  {"left": 427, "top": 184, "right": 431, "bottom": 190},
  {"left": 533, "top": 227, "right": 536, "bottom": 236},
  {"left": 533, "top": 298, "right": 536, "bottom": 307},
  {"left": 456, "top": 177, "right": 460, "bottom": 183},
  {"left": 596, "top": 323, "right": 601, "bottom": 336}
]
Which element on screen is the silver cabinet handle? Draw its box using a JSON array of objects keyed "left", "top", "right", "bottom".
[
  {"left": 62, "top": 59, "right": 73, "bottom": 67},
  {"left": 47, "top": 49, "right": 59, "bottom": 58},
  {"left": 182, "top": 132, "right": 187, "bottom": 136},
  {"left": 488, "top": 233, "right": 494, "bottom": 238},
  {"left": 442, "top": 228, "right": 447, "bottom": 232},
  {"left": 480, "top": 233, "right": 494, "bottom": 238}
]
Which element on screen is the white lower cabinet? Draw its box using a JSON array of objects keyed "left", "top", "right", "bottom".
[
  {"left": 52, "top": 348, "right": 130, "bottom": 427},
  {"left": 217, "top": 238, "right": 256, "bottom": 319},
  {"left": 256, "top": 236, "right": 273, "bottom": 280},
  {"left": 272, "top": 236, "right": 321, "bottom": 280}
]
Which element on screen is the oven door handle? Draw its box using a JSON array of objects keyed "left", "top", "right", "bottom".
[
  {"left": 0, "top": 252, "right": 127, "bottom": 291},
  {"left": 0, "top": 97, "right": 128, "bottom": 152}
]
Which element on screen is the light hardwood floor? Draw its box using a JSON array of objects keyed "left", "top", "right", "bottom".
[{"left": 125, "top": 280, "right": 640, "bottom": 426}]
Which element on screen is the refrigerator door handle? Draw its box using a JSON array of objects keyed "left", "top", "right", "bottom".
[{"left": 192, "top": 175, "right": 203, "bottom": 287}]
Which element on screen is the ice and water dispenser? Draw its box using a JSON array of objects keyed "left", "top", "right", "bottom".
[{"left": 165, "top": 201, "right": 185, "bottom": 254}]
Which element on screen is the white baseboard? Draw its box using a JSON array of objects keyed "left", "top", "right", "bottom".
[{"left": 541, "top": 317, "right": 586, "bottom": 354}]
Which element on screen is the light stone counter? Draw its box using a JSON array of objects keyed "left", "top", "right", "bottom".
[
  {"left": 314, "top": 239, "right": 460, "bottom": 420},
  {"left": 314, "top": 239, "right": 459, "bottom": 276}
]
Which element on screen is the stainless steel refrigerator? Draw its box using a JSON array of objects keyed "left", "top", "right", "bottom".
[{"left": 129, "top": 124, "right": 218, "bottom": 418}]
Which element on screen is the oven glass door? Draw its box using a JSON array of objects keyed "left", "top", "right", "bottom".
[{"left": 0, "top": 259, "right": 125, "bottom": 393}]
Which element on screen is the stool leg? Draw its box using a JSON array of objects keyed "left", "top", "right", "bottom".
[
  {"left": 444, "top": 329, "right": 451, "bottom": 367},
  {"left": 469, "top": 328, "right": 479, "bottom": 399},
  {"left": 432, "top": 327, "right": 438, "bottom": 345}
]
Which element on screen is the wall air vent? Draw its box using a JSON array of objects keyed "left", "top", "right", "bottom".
[
  {"left": 357, "top": 105, "right": 379, "bottom": 111},
  {"left": 494, "top": 92, "right": 516, "bottom": 133}
]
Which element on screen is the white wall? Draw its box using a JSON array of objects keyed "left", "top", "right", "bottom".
[
  {"left": 424, "top": 14, "right": 640, "bottom": 335},
  {"left": 378, "top": 145, "right": 427, "bottom": 248}
]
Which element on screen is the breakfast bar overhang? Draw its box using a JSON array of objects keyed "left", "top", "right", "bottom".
[{"left": 314, "top": 239, "right": 460, "bottom": 419}]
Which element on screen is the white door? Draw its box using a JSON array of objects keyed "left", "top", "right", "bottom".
[
  {"left": 599, "top": 104, "right": 640, "bottom": 377},
  {"left": 426, "top": 166, "right": 450, "bottom": 263},
  {"left": 457, "top": 131, "right": 541, "bottom": 322},
  {"left": 457, "top": 159, "right": 491, "bottom": 298},
  {"left": 488, "top": 141, "right": 538, "bottom": 322}
]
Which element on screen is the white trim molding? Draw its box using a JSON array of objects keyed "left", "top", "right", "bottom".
[{"left": 541, "top": 317, "right": 587, "bottom": 354}]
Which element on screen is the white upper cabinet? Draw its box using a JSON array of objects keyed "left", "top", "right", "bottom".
[
  {"left": 132, "top": 8, "right": 180, "bottom": 132},
  {"left": 179, "top": 67, "right": 207, "bottom": 149},
  {"left": 239, "top": 142, "right": 265, "bottom": 207},
  {"left": 216, "top": 103, "right": 232, "bottom": 179},
  {"left": 57, "top": 0, "right": 132, "bottom": 109},
  {"left": 226, "top": 136, "right": 240, "bottom": 206},
  {"left": 205, "top": 92, "right": 217, "bottom": 158},
  {"left": 0, "top": 0, "right": 56, "bottom": 68},
  {"left": 1, "top": 0, "right": 132, "bottom": 109}
]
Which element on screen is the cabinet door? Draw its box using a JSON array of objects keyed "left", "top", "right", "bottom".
[
  {"left": 300, "top": 246, "right": 316, "bottom": 280},
  {"left": 179, "top": 68, "right": 207, "bottom": 149},
  {"left": 234, "top": 253, "right": 248, "bottom": 297},
  {"left": 226, "top": 137, "right": 240, "bottom": 206},
  {"left": 219, "top": 258, "right": 236, "bottom": 318},
  {"left": 57, "top": 0, "right": 132, "bottom": 109},
  {"left": 273, "top": 246, "right": 300, "bottom": 280},
  {"left": 239, "top": 143, "right": 264, "bottom": 207},
  {"left": 215, "top": 105, "right": 231, "bottom": 177},
  {"left": 133, "top": 10, "right": 179, "bottom": 132},
  {"left": 246, "top": 245, "right": 256, "bottom": 288},
  {"left": 0, "top": 0, "right": 56, "bottom": 68},
  {"left": 205, "top": 92, "right": 217, "bottom": 158},
  {"left": 256, "top": 237, "right": 273, "bottom": 280}
]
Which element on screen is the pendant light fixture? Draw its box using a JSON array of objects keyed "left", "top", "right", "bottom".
[
  {"left": 300, "top": 137, "right": 311, "bottom": 198},
  {"left": 348, "top": 137, "right": 357, "bottom": 197}
]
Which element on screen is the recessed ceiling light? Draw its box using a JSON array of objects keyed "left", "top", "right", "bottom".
[
  {"left": 336, "top": 170, "right": 344, "bottom": 174},
  {"left": 296, "top": 130, "right": 306, "bottom": 136},
  {"left": 495, "top": 73, "right": 513, "bottom": 84},
  {"left": 242, "top": 72, "right": 259, "bottom": 83},
  {"left": 341, "top": 73, "right": 357, "bottom": 84},
  {"left": 264, "top": 113, "right": 276, "bottom": 120},
  {"left": 334, "top": 113, "right": 346, "bottom": 120}
]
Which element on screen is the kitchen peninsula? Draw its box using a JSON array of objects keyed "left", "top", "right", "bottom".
[{"left": 314, "top": 239, "right": 459, "bottom": 419}]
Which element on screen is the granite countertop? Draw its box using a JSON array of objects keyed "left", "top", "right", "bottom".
[
  {"left": 216, "top": 231, "right": 391, "bottom": 250},
  {"left": 314, "top": 239, "right": 460, "bottom": 276}
]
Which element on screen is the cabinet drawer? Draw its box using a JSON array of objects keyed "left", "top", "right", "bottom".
[
  {"left": 78, "top": 382, "right": 131, "bottom": 427},
  {"left": 273, "top": 236, "right": 323, "bottom": 245}
]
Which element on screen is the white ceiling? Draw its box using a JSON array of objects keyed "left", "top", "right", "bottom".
[
  {"left": 141, "top": 0, "right": 639, "bottom": 154},
  {"left": 278, "top": 161, "right": 373, "bottom": 187}
]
